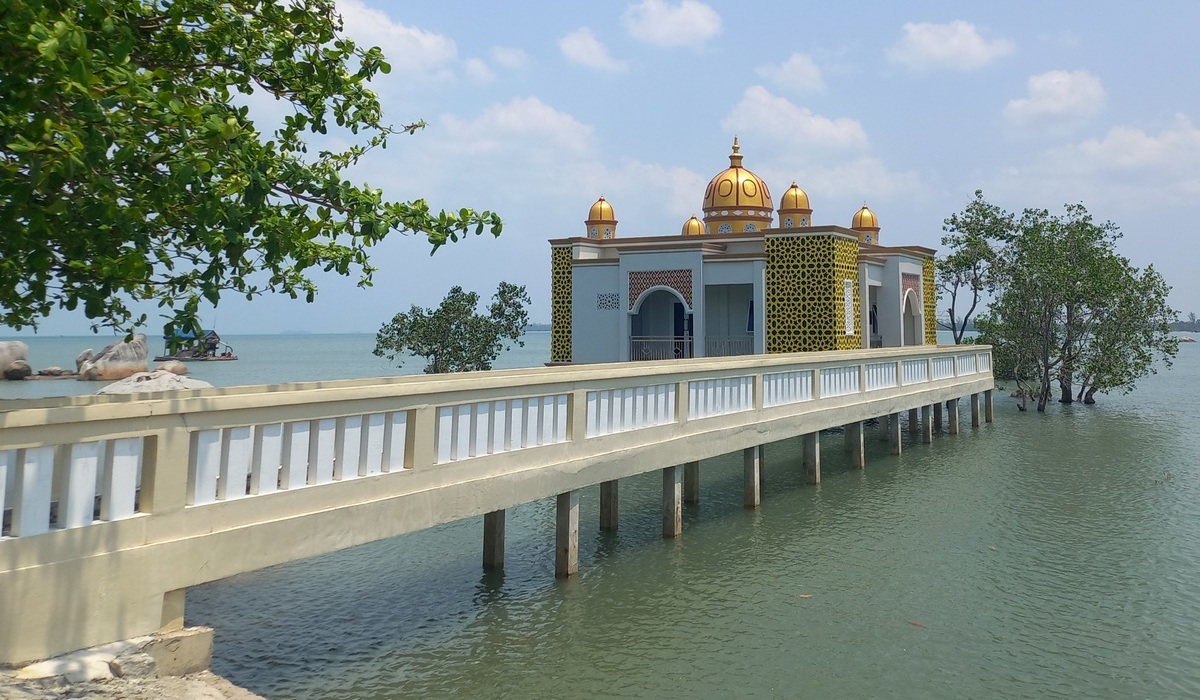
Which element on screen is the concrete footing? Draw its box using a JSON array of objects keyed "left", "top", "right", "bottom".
[
  {"left": 947, "top": 399, "right": 960, "bottom": 435},
  {"left": 599, "top": 480, "right": 618, "bottom": 531},
  {"left": 844, "top": 422, "right": 864, "bottom": 469},
  {"left": 743, "top": 446, "right": 761, "bottom": 508},
  {"left": 888, "top": 412, "right": 902, "bottom": 455},
  {"left": 555, "top": 490, "right": 579, "bottom": 578},
  {"left": 933, "top": 402, "right": 943, "bottom": 431},
  {"left": 684, "top": 461, "right": 700, "bottom": 504},
  {"left": 483, "top": 509, "right": 505, "bottom": 571},
  {"left": 908, "top": 407, "right": 920, "bottom": 434},
  {"left": 804, "top": 432, "right": 821, "bottom": 483},
  {"left": 663, "top": 465, "right": 682, "bottom": 538},
  {"left": 971, "top": 392, "right": 981, "bottom": 427},
  {"left": 984, "top": 389, "right": 994, "bottom": 423},
  {"left": 921, "top": 404, "right": 933, "bottom": 444}
]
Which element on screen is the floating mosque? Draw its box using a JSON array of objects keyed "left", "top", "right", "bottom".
[{"left": 548, "top": 138, "right": 937, "bottom": 363}]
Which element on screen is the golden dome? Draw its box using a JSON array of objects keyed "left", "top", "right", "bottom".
[
  {"left": 779, "top": 182, "right": 811, "bottom": 212},
  {"left": 852, "top": 203, "right": 879, "bottom": 231},
  {"left": 585, "top": 195, "right": 617, "bottom": 239},
  {"left": 702, "top": 137, "right": 774, "bottom": 234},
  {"left": 681, "top": 215, "right": 705, "bottom": 236}
]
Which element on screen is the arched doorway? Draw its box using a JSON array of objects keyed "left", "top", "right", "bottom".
[
  {"left": 902, "top": 290, "right": 922, "bottom": 346},
  {"left": 630, "top": 288, "right": 692, "bottom": 360}
]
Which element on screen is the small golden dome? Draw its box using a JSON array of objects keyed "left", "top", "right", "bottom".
[
  {"left": 852, "top": 203, "right": 879, "bottom": 230},
  {"left": 779, "top": 182, "right": 811, "bottom": 212},
  {"left": 585, "top": 195, "right": 617, "bottom": 239},
  {"left": 681, "top": 215, "right": 705, "bottom": 236},
  {"left": 702, "top": 138, "right": 774, "bottom": 233}
]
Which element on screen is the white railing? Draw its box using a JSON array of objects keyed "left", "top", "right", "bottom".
[
  {"left": 902, "top": 359, "right": 929, "bottom": 385},
  {"left": 957, "top": 354, "right": 978, "bottom": 375},
  {"left": 704, "top": 335, "right": 754, "bottom": 357},
  {"left": 0, "top": 344, "right": 994, "bottom": 664},
  {"left": 631, "top": 336, "right": 692, "bottom": 360}
]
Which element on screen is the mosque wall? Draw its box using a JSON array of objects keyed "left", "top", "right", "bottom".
[
  {"left": 764, "top": 234, "right": 860, "bottom": 353},
  {"left": 923, "top": 258, "right": 938, "bottom": 345},
  {"left": 550, "top": 247, "right": 573, "bottom": 362},
  {"left": 571, "top": 264, "right": 622, "bottom": 364}
]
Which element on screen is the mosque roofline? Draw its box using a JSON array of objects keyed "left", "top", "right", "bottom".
[{"left": 548, "top": 224, "right": 867, "bottom": 247}]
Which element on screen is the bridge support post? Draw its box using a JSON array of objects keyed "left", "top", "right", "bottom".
[
  {"left": 684, "top": 461, "right": 700, "bottom": 504},
  {"left": 971, "top": 393, "right": 981, "bottom": 427},
  {"left": 921, "top": 405, "right": 933, "bottom": 444},
  {"left": 947, "top": 399, "right": 960, "bottom": 435},
  {"left": 556, "top": 490, "right": 579, "bottom": 578},
  {"left": 933, "top": 402, "right": 943, "bottom": 431},
  {"left": 804, "top": 433, "right": 821, "bottom": 483},
  {"left": 483, "top": 509, "right": 505, "bottom": 571},
  {"left": 888, "top": 413, "right": 902, "bottom": 455},
  {"left": 743, "top": 446, "right": 761, "bottom": 508},
  {"left": 600, "top": 480, "right": 619, "bottom": 531},
  {"left": 984, "top": 389, "right": 994, "bottom": 423},
  {"left": 844, "top": 422, "right": 864, "bottom": 469},
  {"left": 879, "top": 413, "right": 890, "bottom": 442},
  {"left": 663, "top": 466, "right": 682, "bottom": 538},
  {"left": 908, "top": 407, "right": 920, "bottom": 434}
]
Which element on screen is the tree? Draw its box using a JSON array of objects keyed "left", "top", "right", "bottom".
[
  {"left": 1, "top": 0, "right": 502, "bottom": 337},
  {"left": 936, "top": 190, "right": 1011, "bottom": 344},
  {"left": 1189, "top": 312, "right": 1198, "bottom": 332},
  {"left": 976, "top": 202, "right": 1177, "bottom": 412},
  {"left": 373, "top": 283, "right": 530, "bottom": 374}
]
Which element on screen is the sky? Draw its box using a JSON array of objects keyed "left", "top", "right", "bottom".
[{"left": 15, "top": 0, "right": 1200, "bottom": 336}]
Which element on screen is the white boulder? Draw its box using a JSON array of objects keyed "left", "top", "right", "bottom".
[
  {"left": 155, "top": 360, "right": 190, "bottom": 375},
  {"left": 96, "top": 370, "right": 212, "bottom": 395},
  {"left": 0, "top": 340, "right": 29, "bottom": 380},
  {"left": 78, "top": 334, "right": 149, "bottom": 381}
]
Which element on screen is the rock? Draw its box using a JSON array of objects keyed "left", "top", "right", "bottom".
[
  {"left": 96, "top": 370, "right": 212, "bottom": 395},
  {"left": 78, "top": 334, "right": 149, "bottom": 381},
  {"left": 1, "top": 340, "right": 30, "bottom": 380},
  {"left": 36, "top": 366, "right": 71, "bottom": 376},
  {"left": 156, "top": 360, "right": 190, "bottom": 375},
  {"left": 3, "top": 359, "right": 31, "bottom": 380},
  {"left": 76, "top": 348, "right": 93, "bottom": 372}
]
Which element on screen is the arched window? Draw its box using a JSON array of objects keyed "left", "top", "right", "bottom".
[
  {"left": 800, "top": 217, "right": 809, "bottom": 227},
  {"left": 717, "top": 223, "right": 733, "bottom": 234},
  {"left": 864, "top": 233, "right": 872, "bottom": 243},
  {"left": 603, "top": 227, "right": 612, "bottom": 239},
  {"left": 743, "top": 223, "right": 757, "bottom": 232},
  {"left": 590, "top": 227, "right": 598, "bottom": 238},
  {"left": 784, "top": 216, "right": 794, "bottom": 228}
]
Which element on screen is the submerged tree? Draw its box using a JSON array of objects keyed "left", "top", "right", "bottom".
[
  {"left": 1, "top": 0, "right": 501, "bottom": 337},
  {"left": 936, "top": 190, "right": 1011, "bottom": 344},
  {"left": 374, "top": 283, "right": 530, "bottom": 374},
  {"left": 977, "top": 203, "right": 1177, "bottom": 411}
]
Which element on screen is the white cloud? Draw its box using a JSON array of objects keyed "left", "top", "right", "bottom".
[
  {"left": 464, "top": 58, "right": 494, "bottom": 83},
  {"left": 1004, "top": 70, "right": 1105, "bottom": 130},
  {"left": 336, "top": 0, "right": 457, "bottom": 79},
  {"left": 722, "top": 86, "right": 868, "bottom": 151},
  {"left": 491, "top": 46, "right": 529, "bottom": 69},
  {"left": 886, "top": 20, "right": 1014, "bottom": 72},
  {"left": 559, "top": 27, "right": 628, "bottom": 72},
  {"left": 757, "top": 53, "right": 824, "bottom": 93},
  {"left": 441, "top": 97, "right": 594, "bottom": 155},
  {"left": 623, "top": 0, "right": 721, "bottom": 47}
]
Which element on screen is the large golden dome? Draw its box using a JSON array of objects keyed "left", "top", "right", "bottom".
[
  {"left": 681, "top": 215, "right": 705, "bottom": 236},
  {"left": 702, "top": 138, "right": 774, "bottom": 234},
  {"left": 585, "top": 195, "right": 617, "bottom": 239}
]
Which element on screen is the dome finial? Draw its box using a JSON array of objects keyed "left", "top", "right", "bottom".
[{"left": 729, "top": 136, "right": 743, "bottom": 167}]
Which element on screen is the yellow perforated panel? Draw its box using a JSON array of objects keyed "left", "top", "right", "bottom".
[
  {"left": 551, "top": 247, "right": 572, "bottom": 362},
  {"left": 765, "top": 235, "right": 860, "bottom": 353},
  {"left": 923, "top": 257, "right": 937, "bottom": 345}
]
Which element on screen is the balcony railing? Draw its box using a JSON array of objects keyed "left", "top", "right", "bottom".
[
  {"left": 704, "top": 335, "right": 754, "bottom": 357},
  {"left": 630, "top": 336, "right": 692, "bottom": 360}
]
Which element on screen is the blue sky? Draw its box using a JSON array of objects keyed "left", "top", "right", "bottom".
[{"left": 17, "top": 0, "right": 1200, "bottom": 335}]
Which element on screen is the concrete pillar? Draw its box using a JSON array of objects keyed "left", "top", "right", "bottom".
[
  {"left": 161, "top": 589, "right": 186, "bottom": 632},
  {"left": 947, "top": 399, "right": 960, "bottom": 435},
  {"left": 663, "top": 465, "right": 682, "bottom": 539},
  {"left": 556, "top": 490, "right": 579, "bottom": 578},
  {"left": 933, "top": 402, "right": 943, "bottom": 431},
  {"left": 684, "top": 461, "right": 700, "bottom": 504},
  {"left": 984, "top": 389, "right": 994, "bottom": 423},
  {"left": 599, "top": 480, "right": 618, "bottom": 531},
  {"left": 971, "top": 392, "right": 981, "bottom": 427},
  {"left": 921, "top": 405, "right": 933, "bottom": 444},
  {"left": 483, "top": 509, "right": 505, "bottom": 571},
  {"left": 879, "top": 413, "right": 890, "bottom": 442},
  {"left": 804, "top": 432, "right": 821, "bottom": 483},
  {"left": 845, "top": 422, "right": 865, "bottom": 469},
  {"left": 888, "top": 412, "right": 902, "bottom": 455},
  {"left": 743, "top": 446, "right": 761, "bottom": 509},
  {"left": 908, "top": 407, "right": 920, "bottom": 434}
]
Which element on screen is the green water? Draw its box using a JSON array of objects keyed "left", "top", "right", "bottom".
[{"left": 171, "top": 341, "right": 1200, "bottom": 699}]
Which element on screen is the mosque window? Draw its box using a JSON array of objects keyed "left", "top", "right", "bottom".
[
  {"left": 864, "top": 233, "right": 872, "bottom": 243},
  {"left": 604, "top": 227, "right": 612, "bottom": 239},
  {"left": 590, "top": 227, "right": 598, "bottom": 238},
  {"left": 784, "top": 216, "right": 794, "bottom": 228},
  {"left": 800, "top": 217, "right": 809, "bottom": 227},
  {"left": 743, "top": 223, "right": 757, "bottom": 232},
  {"left": 717, "top": 223, "right": 733, "bottom": 234}
]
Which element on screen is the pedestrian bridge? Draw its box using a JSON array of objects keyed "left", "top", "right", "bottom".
[{"left": 0, "top": 345, "right": 994, "bottom": 664}]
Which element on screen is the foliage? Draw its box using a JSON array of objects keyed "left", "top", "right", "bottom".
[
  {"left": 373, "top": 283, "right": 530, "bottom": 374},
  {"left": 936, "top": 190, "right": 1011, "bottom": 344},
  {"left": 1, "top": 0, "right": 502, "bottom": 337},
  {"left": 976, "top": 202, "right": 1177, "bottom": 411}
]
